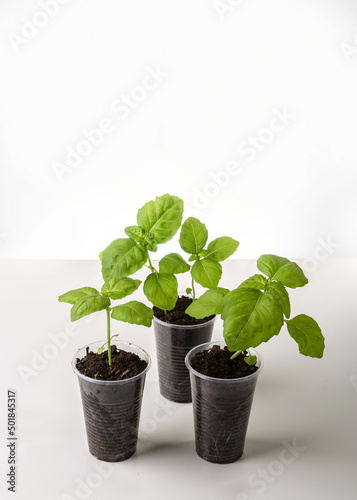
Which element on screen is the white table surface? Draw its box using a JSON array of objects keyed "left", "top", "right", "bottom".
[{"left": 1, "top": 258, "right": 356, "bottom": 500}]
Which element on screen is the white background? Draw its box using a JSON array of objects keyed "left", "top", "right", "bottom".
[
  {"left": 0, "top": 0, "right": 357, "bottom": 260},
  {"left": 1, "top": 2, "right": 357, "bottom": 500}
]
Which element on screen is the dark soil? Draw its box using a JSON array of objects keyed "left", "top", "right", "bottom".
[
  {"left": 153, "top": 295, "right": 215, "bottom": 325},
  {"left": 76, "top": 345, "right": 147, "bottom": 381},
  {"left": 190, "top": 345, "right": 258, "bottom": 379}
]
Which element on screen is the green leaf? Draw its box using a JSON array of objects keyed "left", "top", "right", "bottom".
[
  {"left": 186, "top": 287, "right": 192, "bottom": 295},
  {"left": 99, "top": 251, "right": 104, "bottom": 262},
  {"left": 204, "top": 236, "right": 240, "bottom": 261},
  {"left": 111, "top": 301, "right": 153, "bottom": 327},
  {"left": 101, "top": 238, "right": 147, "bottom": 281},
  {"left": 257, "top": 254, "right": 308, "bottom": 288},
  {"left": 244, "top": 355, "right": 257, "bottom": 366},
  {"left": 159, "top": 253, "right": 190, "bottom": 274},
  {"left": 143, "top": 272, "right": 178, "bottom": 310},
  {"left": 237, "top": 274, "right": 268, "bottom": 291},
  {"left": 125, "top": 225, "right": 158, "bottom": 252},
  {"left": 71, "top": 295, "right": 110, "bottom": 322},
  {"left": 179, "top": 217, "right": 208, "bottom": 255},
  {"left": 285, "top": 314, "right": 325, "bottom": 358},
  {"left": 257, "top": 254, "right": 290, "bottom": 278},
  {"left": 185, "top": 287, "right": 229, "bottom": 318},
  {"left": 59, "top": 287, "right": 99, "bottom": 304},
  {"left": 188, "top": 254, "right": 199, "bottom": 262},
  {"left": 101, "top": 277, "right": 141, "bottom": 300},
  {"left": 191, "top": 258, "right": 222, "bottom": 288},
  {"left": 221, "top": 288, "right": 284, "bottom": 351},
  {"left": 265, "top": 281, "right": 291, "bottom": 318},
  {"left": 137, "top": 194, "right": 184, "bottom": 244},
  {"left": 97, "top": 346, "right": 105, "bottom": 354}
]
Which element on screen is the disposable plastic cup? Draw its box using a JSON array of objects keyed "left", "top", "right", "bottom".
[
  {"left": 153, "top": 315, "right": 215, "bottom": 403},
  {"left": 72, "top": 340, "right": 151, "bottom": 462},
  {"left": 185, "top": 341, "right": 263, "bottom": 463}
]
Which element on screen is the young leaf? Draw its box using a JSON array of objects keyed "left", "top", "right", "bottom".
[
  {"left": 185, "top": 287, "right": 229, "bottom": 318},
  {"left": 71, "top": 295, "right": 110, "bottom": 322},
  {"left": 221, "top": 288, "right": 284, "bottom": 352},
  {"left": 257, "top": 254, "right": 290, "bottom": 278},
  {"left": 191, "top": 258, "right": 222, "bottom": 288},
  {"left": 285, "top": 314, "right": 325, "bottom": 358},
  {"left": 186, "top": 287, "right": 192, "bottom": 295},
  {"left": 101, "top": 238, "right": 147, "bottom": 281},
  {"left": 203, "top": 237, "right": 240, "bottom": 261},
  {"left": 271, "top": 262, "right": 308, "bottom": 289},
  {"left": 111, "top": 301, "right": 153, "bottom": 327},
  {"left": 159, "top": 253, "right": 190, "bottom": 274},
  {"left": 137, "top": 194, "right": 184, "bottom": 244},
  {"left": 143, "top": 272, "right": 178, "bottom": 310},
  {"left": 244, "top": 355, "right": 257, "bottom": 366},
  {"left": 179, "top": 217, "right": 208, "bottom": 255},
  {"left": 257, "top": 254, "right": 308, "bottom": 288},
  {"left": 101, "top": 277, "right": 141, "bottom": 300},
  {"left": 265, "top": 281, "right": 291, "bottom": 318},
  {"left": 59, "top": 287, "right": 99, "bottom": 304},
  {"left": 125, "top": 225, "right": 158, "bottom": 252},
  {"left": 237, "top": 274, "right": 268, "bottom": 291}
]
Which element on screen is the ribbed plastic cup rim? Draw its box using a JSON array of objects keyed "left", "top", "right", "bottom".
[
  {"left": 153, "top": 314, "right": 216, "bottom": 330},
  {"left": 185, "top": 340, "right": 263, "bottom": 383},
  {"left": 72, "top": 340, "right": 152, "bottom": 385}
]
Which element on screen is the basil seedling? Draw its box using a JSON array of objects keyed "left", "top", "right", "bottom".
[
  {"left": 59, "top": 277, "right": 153, "bottom": 366},
  {"left": 187, "top": 254, "right": 325, "bottom": 362}
]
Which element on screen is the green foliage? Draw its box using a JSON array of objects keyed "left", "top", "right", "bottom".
[
  {"left": 137, "top": 194, "right": 184, "bottom": 244},
  {"left": 101, "top": 238, "right": 147, "bottom": 281},
  {"left": 101, "top": 277, "right": 141, "bottom": 300},
  {"left": 219, "top": 255, "right": 324, "bottom": 362},
  {"left": 191, "top": 258, "right": 222, "bottom": 288},
  {"left": 221, "top": 288, "right": 284, "bottom": 352},
  {"left": 285, "top": 314, "right": 325, "bottom": 358},
  {"left": 185, "top": 288, "right": 229, "bottom": 318},
  {"left": 257, "top": 254, "right": 308, "bottom": 288},
  {"left": 159, "top": 253, "right": 190, "bottom": 274},
  {"left": 143, "top": 272, "right": 178, "bottom": 310},
  {"left": 111, "top": 301, "right": 153, "bottom": 327}
]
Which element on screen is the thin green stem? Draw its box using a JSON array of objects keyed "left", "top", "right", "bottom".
[
  {"left": 147, "top": 254, "right": 156, "bottom": 273},
  {"left": 192, "top": 275, "right": 196, "bottom": 301},
  {"left": 106, "top": 308, "right": 112, "bottom": 366},
  {"left": 230, "top": 350, "right": 242, "bottom": 361}
]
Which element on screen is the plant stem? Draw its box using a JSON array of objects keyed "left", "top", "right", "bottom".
[
  {"left": 191, "top": 276, "right": 196, "bottom": 301},
  {"left": 106, "top": 308, "right": 112, "bottom": 366},
  {"left": 147, "top": 254, "right": 156, "bottom": 273},
  {"left": 230, "top": 350, "right": 242, "bottom": 361}
]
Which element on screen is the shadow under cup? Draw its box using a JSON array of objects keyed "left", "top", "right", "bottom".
[{"left": 72, "top": 341, "right": 151, "bottom": 462}]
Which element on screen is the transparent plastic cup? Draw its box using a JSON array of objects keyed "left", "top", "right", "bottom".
[
  {"left": 72, "top": 340, "right": 151, "bottom": 462},
  {"left": 185, "top": 341, "right": 263, "bottom": 463},
  {"left": 153, "top": 315, "right": 215, "bottom": 403}
]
